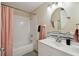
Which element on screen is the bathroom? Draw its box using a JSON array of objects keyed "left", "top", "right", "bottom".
[{"left": 0, "top": 2, "right": 79, "bottom": 56}]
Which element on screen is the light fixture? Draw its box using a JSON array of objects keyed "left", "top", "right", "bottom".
[
  {"left": 48, "top": 2, "right": 63, "bottom": 9},
  {"left": 47, "top": 2, "right": 58, "bottom": 13},
  {"left": 48, "top": 2, "right": 58, "bottom": 9},
  {"left": 47, "top": 2, "right": 63, "bottom": 15}
]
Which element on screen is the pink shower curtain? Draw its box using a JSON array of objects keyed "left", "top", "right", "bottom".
[{"left": 1, "top": 5, "right": 13, "bottom": 56}]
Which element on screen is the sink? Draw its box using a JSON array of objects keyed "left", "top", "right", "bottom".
[
  {"left": 71, "top": 41, "right": 79, "bottom": 50},
  {"left": 60, "top": 39, "right": 79, "bottom": 53},
  {"left": 41, "top": 36, "right": 79, "bottom": 55},
  {"left": 47, "top": 36, "right": 79, "bottom": 52}
]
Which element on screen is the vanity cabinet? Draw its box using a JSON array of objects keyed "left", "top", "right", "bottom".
[{"left": 38, "top": 41, "right": 72, "bottom": 56}]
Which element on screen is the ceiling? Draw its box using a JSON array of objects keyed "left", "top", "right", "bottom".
[{"left": 2, "top": 2, "right": 44, "bottom": 12}]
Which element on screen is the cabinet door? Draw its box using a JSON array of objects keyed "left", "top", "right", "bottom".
[{"left": 38, "top": 42, "right": 72, "bottom": 56}]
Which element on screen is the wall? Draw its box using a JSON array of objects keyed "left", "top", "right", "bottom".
[
  {"left": 61, "top": 2, "right": 79, "bottom": 33},
  {"left": 13, "top": 15, "right": 30, "bottom": 48},
  {"left": 13, "top": 9, "right": 32, "bottom": 52},
  {"left": 32, "top": 3, "right": 53, "bottom": 33},
  {"left": 32, "top": 2, "right": 79, "bottom": 34},
  {"left": 31, "top": 3, "right": 53, "bottom": 51},
  {"left": 31, "top": 2, "right": 79, "bottom": 50},
  {"left": 14, "top": 9, "right": 30, "bottom": 17},
  {"left": 30, "top": 15, "right": 38, "bottom": 51}
]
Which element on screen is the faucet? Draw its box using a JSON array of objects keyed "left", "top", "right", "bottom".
[
  {"left": 56, "top": 32, "right": 62, "bottom": 42},
  {"left": 47, "top": 31, "right": 73, "bottom": 43},
  {"left": 56, "top": 35, "right": 61, "bottom": 42},
  {"left": 56, "top": 32, "right": 73, "bottom": 43},
  {"left": 47, "top": 31, "right": 61, "bottom": 42}
]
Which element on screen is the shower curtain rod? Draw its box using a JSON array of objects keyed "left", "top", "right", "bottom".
[{"left": 1, "top": 4, "right": 31, "bottom": 14}]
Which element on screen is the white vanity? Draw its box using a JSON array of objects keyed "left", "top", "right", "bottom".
[{"left": 38, "top": 37, "right": 79, "bottom": 56}]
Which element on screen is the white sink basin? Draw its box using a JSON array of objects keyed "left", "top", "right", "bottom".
[
  {"left": 56, "top": 39, "right": 79, "bottom": 53},
  {"left": 46, "top": 37, "right": 79, "bottom": 54},
  {"left": 40, "top": 37, "right": 79, "bottom": 55}
]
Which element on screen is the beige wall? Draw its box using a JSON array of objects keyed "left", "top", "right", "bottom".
[
  {"left": 32, "top": 3, "right": 53, "bottom": 33},
  {"left": 61, "top": 2, "right": 79, "bottom": 33},
  {"left": 13, "top": 9, "right": 30, "bottom": 17},
  {"left": 32, "top": 2, "right": 79, "bottom": 34}
]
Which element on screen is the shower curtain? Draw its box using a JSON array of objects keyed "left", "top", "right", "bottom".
[{"left": 1, "top": 5, "right": 13, "bottom": 56}]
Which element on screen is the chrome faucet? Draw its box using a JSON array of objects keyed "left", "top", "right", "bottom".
[
  {"left": 56, "top": 32, "right": 73, "bottom": 42},
  {"left": 56, "top": 35, "right": 61, "bottom": 42},
  {"left": 56, "top": 32, "right": 63, "bottom": 42},
  {"left": 47, "top": 31, "right": 73, "bottom": 43}
]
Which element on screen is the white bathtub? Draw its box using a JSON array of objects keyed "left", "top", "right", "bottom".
[{"left": 13, "top": 42, "right": 33, "bottom": 56}]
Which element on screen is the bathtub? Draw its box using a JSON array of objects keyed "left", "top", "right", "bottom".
[{"left": 13, "top": 42, "right": 33, "bottom": 56}]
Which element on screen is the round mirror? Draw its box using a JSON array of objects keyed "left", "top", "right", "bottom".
[{"left": 51, "top": 7, "right": 69, "bottom": 31}]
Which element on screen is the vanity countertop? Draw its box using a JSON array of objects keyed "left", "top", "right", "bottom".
[{"left": 39, "top": 37, "right": 79, "bottom": 56}]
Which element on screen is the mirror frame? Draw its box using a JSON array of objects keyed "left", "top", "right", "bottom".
[{"left": 51, "top": 7, "right": 65, "bottom": 30}]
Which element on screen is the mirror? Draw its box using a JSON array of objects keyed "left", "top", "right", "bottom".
[{"left": 51, "top": 7, "right": 69, "bottom": 31}]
